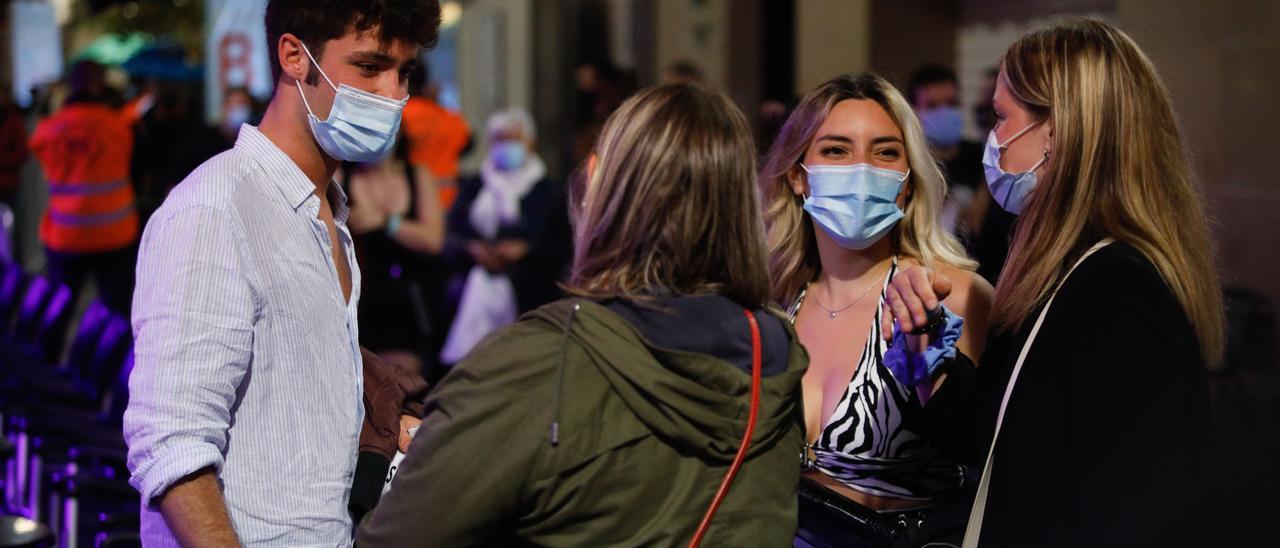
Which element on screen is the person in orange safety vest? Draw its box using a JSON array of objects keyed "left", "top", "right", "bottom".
[
  {"left": 399, "top": 63, "right": 470, "bottom": 210},
  {"left": 28, "top": 60, "right": 142, "bottom": 314}
]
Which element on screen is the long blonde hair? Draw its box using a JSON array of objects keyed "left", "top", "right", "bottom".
[
  {"left": 761, "top": 73, "right": 974, "bottom": 305},
  {"left": 567, "top": 84, "right": 771, "bottom": 306},
  {"left": 994, "top": 18, "right": 1224, "bottom": 364}
]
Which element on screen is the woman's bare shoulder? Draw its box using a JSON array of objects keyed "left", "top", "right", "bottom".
[{"left": 935, "top": 262, "right": 994, "bottom": 316}]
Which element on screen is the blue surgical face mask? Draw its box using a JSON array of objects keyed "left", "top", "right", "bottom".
[
  {"left": 295, "top": 42, "right": 408, "bottom": 163},
  {"left": 982, "top": 121, "right": 1048, "bottom": 215},
  {"left": 491, "top": 141, "right": 527, "bottom": 171},
  {"left": 222, "top": 104, "right": 251, "bottom": 134},
  {"left": 919, "top": 105, "right": 965, "bottom": 148},
  {"left": 801, "top": 163, "right": 909, "bottom": 250}
]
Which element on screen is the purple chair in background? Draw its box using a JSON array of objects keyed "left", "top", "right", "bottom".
[{"left": 0, "top": 265, "right": 25, "bottom": 340}]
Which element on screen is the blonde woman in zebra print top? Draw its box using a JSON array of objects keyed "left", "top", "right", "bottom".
[{"left": 761, "top": 74, "right": 993, "bottom": 523}]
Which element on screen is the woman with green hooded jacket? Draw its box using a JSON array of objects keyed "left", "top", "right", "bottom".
[{"left": 357, "top": 84, "right": 809, "bottom": 547}]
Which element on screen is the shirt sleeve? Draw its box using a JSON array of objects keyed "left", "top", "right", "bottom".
[{"left": 123, "top": 205, "right": 258, "bottom": 507}]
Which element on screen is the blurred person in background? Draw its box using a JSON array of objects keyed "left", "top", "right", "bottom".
[
  {"left": 358, "top": 83, "right": 807, "bottom": 546},
  {"left": 159, "top": 87, "right": 262, "bottom": 210},
  {"left": 438, "top": 107, "right": 565, "bottom": 366},
  {"left": 0, "top": 87, "right": 27, "bottom": 262},
  {"left": 28, "top": 60, "right": 141, "bottom": 315},
  {"left": 972, "top": 68, "right": 999, "bottom": 135},
  {"left": 0, "top": 87, "right": 27, "bottom": 210},
  {"left": 397, "top": 63, "right": 470, "bottom": 380},
  {"left": 132, "top": 81, "right": 195, "bottom": 224},
  {"left": 759, "top": 97, "right": 795, "bottom": 155},
  {"left": 762, "top": 73, "right": 992, "bottom": 545},
  {"left": 400, "top": 63, "right": 471, "bottom": 211},
  {"left": 570, "top": 59, "right": 637, "bottom": 168},
  {"left": 907, "top": 64, "right": 984, "bottom": 237},
  {"left": 219, "top": 87, "right": 257, "bottom": 142},
  {"left": 344, "top": 136, "right": 445, "bottom": 376},
  {"left": 663, "top": 60, "right": 705, "bottom": 86}
]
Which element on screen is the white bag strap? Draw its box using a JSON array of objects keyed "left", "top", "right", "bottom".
[{"left": 962, "top": 238, "right": 1113, "bottom": 547}]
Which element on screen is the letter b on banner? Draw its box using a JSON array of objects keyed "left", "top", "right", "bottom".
[
  {"left": 219, "top": 33, "right": 254, "bottom": 94},
  {"left": 205, "top": 0, "right": 271, "bottom": 122}
]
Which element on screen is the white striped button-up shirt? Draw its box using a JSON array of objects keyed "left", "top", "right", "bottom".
[{"left": 125, "top": 125, "right": 364, "bottom": 546}]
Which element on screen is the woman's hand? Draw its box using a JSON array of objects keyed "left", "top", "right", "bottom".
[
  {"left": 398, "top": 414, "right": 422, "bottom": 453},
  {"left": 881, "top": 266, "right": 965, "bottom": 404},
  {"left": 881, "top": 266, "right": 953, "bottom": 352},
  {"left": 467, "top": 241, "right": 505, "bottom": 272},
  {"left": 493, "top": 239, "right": 529, "bottom": 264}
]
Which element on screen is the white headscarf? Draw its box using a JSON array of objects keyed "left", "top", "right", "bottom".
[{"left": 469, "top": 107, "right": 545, "bottom": 240}]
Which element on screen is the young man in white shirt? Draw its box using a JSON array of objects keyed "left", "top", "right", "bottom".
[{"left": 124, "top": 1, "right": 441, "bottom": 544}]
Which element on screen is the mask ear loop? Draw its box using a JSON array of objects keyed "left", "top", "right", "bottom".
[
  {"left": 294, "top": 41, "right": 339, "bottom": 121},
  {"left": 298, "top": 40, "right": 411, "bottom": 105},
  {"left": 995, "top": 120, "right": 1049, "bottom": 184},
  {"left": 297, "top": 41, "right": 339, "bottom": 92},
  {"left": 295, "top": 80, "right": 320, "bottom": 120},
  {"left": 995, "top": 119, "right": 1041, "bottom": 149},
  {"left": 1027, "top": 149, "right": 1049, "bottom": 173},
  {"left": 797, "top": 163, "right": 812, "bottom": 200}
]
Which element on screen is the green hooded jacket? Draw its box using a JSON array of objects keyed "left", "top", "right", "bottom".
[{"left": 358, "top": 298, "right": 808, "bottom": 546}]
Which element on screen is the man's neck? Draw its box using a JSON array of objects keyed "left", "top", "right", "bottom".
[{"left": 257, "top": 88, "right": 340, "bottom": 195}]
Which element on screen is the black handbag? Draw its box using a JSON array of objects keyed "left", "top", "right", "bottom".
[{"left": 796, "top": 475, "right": 976, "bottom": 548}]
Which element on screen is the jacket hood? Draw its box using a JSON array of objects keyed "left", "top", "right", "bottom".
[{"left": 528, "top": 298, "right": 807, "bottom": 462}]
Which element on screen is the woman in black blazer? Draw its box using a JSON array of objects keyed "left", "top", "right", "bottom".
[{"left": 882, "top": 19, "right": 1223, "bottom": 547}]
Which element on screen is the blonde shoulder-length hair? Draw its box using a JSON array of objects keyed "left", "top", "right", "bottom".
[
  {"left": 995, "top": 18, "right": 1224, "bottom": 364},
  {"left": 761, "top": 73, "right": 974, "bottom": 305},
  {"left": 567, "top": 84, "right": 771, "bottom": 306}
]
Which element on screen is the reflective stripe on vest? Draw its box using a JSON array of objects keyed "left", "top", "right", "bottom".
[
  {"left": 47, "top": 179, "right": 128, "bottom": 196},
  {"left": 48, "top": 203, "right": 136, "bottom": 227}
]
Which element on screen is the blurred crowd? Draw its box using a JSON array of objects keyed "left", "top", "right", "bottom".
[
  {"left": 2, "top": 55, "right": 1024, "bottom": 386},
  {"left": 1, "top": 2, "right": 1274, "bottom": 544},
  {"left": 6, "top": 57, "right": 583, "bottom": 384}
]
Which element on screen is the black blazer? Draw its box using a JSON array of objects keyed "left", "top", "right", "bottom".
[{"left": 928, "top": 241, "right": 1212, "bottom": 547}]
